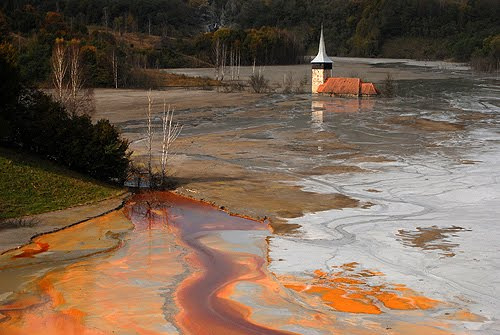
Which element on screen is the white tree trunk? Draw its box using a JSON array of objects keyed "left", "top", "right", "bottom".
[
  {"left": 68, "top": 40, "right": 83, "bottom": 114},
  {"left": 146, "top": 90, "right": 154, "bottom": 185},
  {"left": 51, "top": 39, "right": 68, "bottom": 104},
  {"left": 160, "top": 101, "right": 183, "bottom": 185},
  {"left": 112, "top": 49, "right": 118, "bottom": 89}
]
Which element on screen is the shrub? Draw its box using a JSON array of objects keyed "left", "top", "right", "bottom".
[
  {"left": 381, "top": 73, "right": 395, "bottom": 97},
  {"left": 0, "top": 217, "right": 39, "bottom": 230},
  {"left": 249, "top": 73, "right": 269, "bottom": 93},
  {"left": 2, "top": 88, "right": 130, "bottom": 183}
]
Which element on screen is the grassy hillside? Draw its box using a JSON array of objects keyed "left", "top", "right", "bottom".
[{"left": 0, "top": 147, "right": 124, "bottom": 220}]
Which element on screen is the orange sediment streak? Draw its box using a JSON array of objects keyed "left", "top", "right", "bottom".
[
  {"left": 128, "top": 192, "right": 296, "bottom": 335},
  {"left": 12, "top": 242, "right": 49, "bottom": 258},
  {"left": 0, "top": 191, "right": 482, "bottom": 335},
  {"left": 284, "top": 263, "right": 439, "bottom": 315}
]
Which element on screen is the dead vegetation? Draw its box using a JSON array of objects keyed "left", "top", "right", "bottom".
[
  {"left": 142, "top": 70, "right": 221, "bottom": 88},
  {"left": 0, "top": 217, "right": 39, "bottom": 231},
  {"left": 249, "top": 72, "right": 270, "bottom": 93}
]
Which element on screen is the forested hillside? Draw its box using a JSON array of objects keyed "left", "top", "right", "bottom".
[{"left": 1, "top": 0, "right": 498, "bottom": 87}]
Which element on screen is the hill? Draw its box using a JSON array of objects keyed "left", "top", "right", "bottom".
[
  {"left": 0, "top": 0, "right": 498, "bottom": 86},
  {"left": 0, "top": 147, "right": 124, "bottom": 220}
]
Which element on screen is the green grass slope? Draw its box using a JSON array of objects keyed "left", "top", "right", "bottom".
[{"left": 0, "top": 147, "right": 124, "bottom": 220}]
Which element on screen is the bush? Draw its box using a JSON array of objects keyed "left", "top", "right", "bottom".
[
  {"left": 381, "top": 73, "right": 395, "bottom": 97},
  {"left": 0, "top": 218, "right": 39, "bottom": 231},
  {"left": 2, "top": 88, "right": 130, "bottom": 183},
  {"left": 249, "top": 73, "right": 269, "bottom": 93}
]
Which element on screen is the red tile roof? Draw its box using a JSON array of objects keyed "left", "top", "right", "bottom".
[
  {"left": 317, "top": 77, "right": 378, "bottom": 96},
  {"left": 361, "top": 82, "right": 378, "bottom": 95},
  {"left": 318, "top": 77, "right": 360, "bottom": 95}
]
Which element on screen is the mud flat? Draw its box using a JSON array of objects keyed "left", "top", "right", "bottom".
[
  {"left": 165, "top": 57, "right": 469, "bottom": 88},
  {"left": 0, "top": 192, "right": 481, "bottom": 334},
  {"left": 0, "top": 193, "right": 351, "bottom": 334},
  {"left": 0, "top": 193, "right": 129, "bottom": 253},
  {"left": 28, "top": 58, "right": 496, "bottom": 333}
]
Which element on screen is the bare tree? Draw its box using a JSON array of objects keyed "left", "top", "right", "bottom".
[
  {"left": 51, "top": 38, "right": 68, "bottom": 104},
  {"left": 51, "top": 38, "right": 94, "bottom": 115},
  {"left": 220, "top": 42, "right": 227, "bottom": 81},
  {"left": 146, "top": 90, "right": 154, "bottom": 184},
  {"left": 237, "top": 47, "right": 241, "bottom": 80},
  {"left": 103, "top": 7, "right": 109, "bottom": 31},
  {"left": 382, "top": 73, "right": 395, "bottom": 97},
  {"left": 213, "top": 37, "right": 221, "bottom": 80},
  {"left": 229, "top": 47, "right": 234, "bottom": 81},
  {"left": 68, "top": 40, "right": 83, "bottom": 110},
  {"left": 160, "top": 101, "right": 183, "bottom": 185},
  {"left": 148, "top": 15, "right": 152, "bottom": 36},
  {"left": 111, "top": 48, "right": 118, "bottom": 89},
  {"left": 249, "top": 67, "right": 269, "bottom": 93}
]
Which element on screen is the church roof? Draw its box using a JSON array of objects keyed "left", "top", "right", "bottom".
[
  {"left": 361, "top": 82, "right": 378, "bottom": 95},
  {"left": 318, "top": 77, "right": 361, "bottom": 95},
  {"left": 318, "top": 77, "right": 379, "bottom": 96},
  {"left": 311, "top": 26, "right": 333, "bottom": 64}
]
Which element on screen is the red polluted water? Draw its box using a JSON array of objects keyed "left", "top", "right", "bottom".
[
  {"left": 0, "top": 192, "right": 297, "bottom": 335},
  {"left": 127, "top": 192, "right": 297, "bottom": 335},
  {"left": 0, "top": 192, "right": 466, "bottom": 334}
]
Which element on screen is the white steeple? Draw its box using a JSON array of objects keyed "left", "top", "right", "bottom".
[{"left": 311, "top": 26, "right": 333, "bottom": 64}]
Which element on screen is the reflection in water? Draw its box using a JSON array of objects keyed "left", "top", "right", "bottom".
[
  {"left": 0, "top": 193, "right": 300, "bottom": 335},
  {"left": 311, "top": 110, "right": 324, "bottom": 130},
  {"left": 311, "top": 98, "right": 376, "bottom": 115}
]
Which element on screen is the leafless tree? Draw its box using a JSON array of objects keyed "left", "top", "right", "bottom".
[
  {"left": 111, "top": 48, "right": 119, "bottom": 89},
  {"left": 103, "top": 7, "right": 109, "bottom": 31},
  {"left": 68, "top": 40, "right": 83, "bottom": 110},
  {"left": 228, "top": 46, "right": 241, "bottom": 81},
  {"left": 160, "top": 101, "right": 183, "bottom": 185},
  {"left": 140, "top": 92, "right": 183, "bottom": 188},
  {"left": 145, "top": 90, "right": 154, "bottom": 184},
  {"left": 282, "top": 72, "right": 294, "bottom": 94},
  {"left": 51, "top": 38, "right": 68, "bottom": 104},
  {"left": 220, "top": 42, "right": 227, "bottom": 80},
  {"left": 237, "top": 47, "right": 241, "bottom": 80},
  {"left": 213, "top": 37, "right": 221, "bottom": 80},
  {"left": 51, "top": 39, "right": 94, "bottom": 115},
  {"left": 249, "top": 67, "right": 269, "bottom": 93}
]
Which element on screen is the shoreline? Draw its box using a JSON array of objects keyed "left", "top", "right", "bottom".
[
  {"left": 0, "top": 191, "right": 130, "bottom": 254},
  {"left": 0, "top": 191, "right": 477, "bottom": 334}
]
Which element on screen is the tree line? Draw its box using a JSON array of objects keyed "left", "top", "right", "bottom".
[
  {"left": 0, "top": 33, "right": 130, "bottom": 183},
  {"left": 1, "top": 0, "right": 499, "bottom": 77}
]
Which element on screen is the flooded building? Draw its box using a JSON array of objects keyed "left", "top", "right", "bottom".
[{"left": 311, "top": 28, "right": 379, "bottom": 97}]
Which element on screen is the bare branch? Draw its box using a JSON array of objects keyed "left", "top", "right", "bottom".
[
  {"left": 160, "top": 101, "right": 183, "bottom": 185},
  {"left": 51, "top": 38, "right": 68, "bottom": 104},
  {"left": 146, "top": 90, "right": 154, "bottom": 183}
]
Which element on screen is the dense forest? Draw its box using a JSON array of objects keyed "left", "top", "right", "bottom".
[{"left": 0, "top": 0, "right": 499, "bottom": 87}]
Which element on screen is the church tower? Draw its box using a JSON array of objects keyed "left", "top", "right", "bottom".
[{"left": 311, "top": 26, "right": 333, "bottom": 94}]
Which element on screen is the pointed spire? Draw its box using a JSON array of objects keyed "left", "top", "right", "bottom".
[{"left": 311, "top": 25, "right": 333, "bottom": 64}]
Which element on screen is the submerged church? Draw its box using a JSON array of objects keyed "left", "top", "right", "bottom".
[{"left": 311, "top": 28, "right": 379, "bottom": 97}]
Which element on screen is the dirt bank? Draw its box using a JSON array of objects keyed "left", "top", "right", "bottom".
[{"left": 0, "top": 192, "right": 129, "bottom": 253}]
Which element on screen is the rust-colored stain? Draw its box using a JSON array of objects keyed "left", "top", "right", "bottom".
[
  {"left": 284, "top": 264, "right": 439, "bottom": 315},
  {"left": 12, "top": 242, "right": 49, "bottom": 258},
  {"left": 0, "top": 192, "right": 487, "bottom": 334},
  {"left": 127, "top": 192, "right": 297, "bottom": 335}
]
